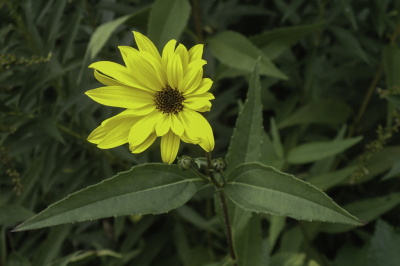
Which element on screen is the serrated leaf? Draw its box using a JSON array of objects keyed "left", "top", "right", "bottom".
[
  {"left": 383, "top": 44, "right": 400, "bottom": 88},
  {"left": 13, "top": 164, "right": 204, "bottom": 231},
  {"left": 250, "top": 22, "right": 324, "bottom": 59},
  {"left": 278, "top": 100, "right": 353, "bottom": 129},
  {"left": 287, "top": 136, "right": 363, "bottom": 164},
  {"left": 148, "top": 0, "right": 191, "bottom": 51},
  {"left": 319, "top": 193, "right": 400, "bottom": 233},
  {"left": 369, "top": 220, "right": 400, "bottom": 266},
  {"left": 225, "top": 59, "right": 263, "bottom": 176},
  {"left": 208, "top": 31, "right": 287, "bottom": 79},
  {"left": 225, "top": 163, "right": 365, "bottom": 225}
]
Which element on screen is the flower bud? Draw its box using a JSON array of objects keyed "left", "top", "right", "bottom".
[
  {"left": 177, "top": 155, "right": 193, "bottom": 170},
  {"left": 212, "top": 158, "right": 227, "bottom": 172}
]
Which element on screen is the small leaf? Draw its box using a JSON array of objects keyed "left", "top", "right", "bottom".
[
  {"left": 319, "top": 193, "right": 400, "bottom": 233},
  {"left": 330, "top": 26, "right": 370, "bottom": 64},
  {"left": 148, "top": 0, "right": 191, "bottom": 51},
  {"left": 225, "top": 163, "right": 365, "bottom": 225},
  {"left": 250, "top": 22, "right": 324, "bottom": 59},
  {"left": 381, "top": 160, "right": 400, "bottom": 181},
  {"left": 287, "top": 136, "right": 363, "bottom": 164},
  {"left": 226, "top": 59, "right": 264, "bottom": 176},
  {"left": 37, "top": 118, "right": 65, "bottom": 144},
  {"left": 208, "top": 31, "right": 288, "bottom": 79},
  {"left": 383, "top": 44, "right": 400, "bottom": 88},
  {"left": 370, "top": 0, "right": 386, "bottom": 37},
  {"left": 6, "top": 253, "right": 31, "bottom": 266},
  {"left": 270, "top": 253, "right": 306, "bottom": 266},
  {"left": 369, "top": 220, "right": 400, "bottom": 266},
  {"left": 13, "top": 164, "right": 204, "bottom": 231},
  {"left": 278, "top": 100, "right": 353, "bottom": 129},
  {"left": 270, "top": 118, "right": 284, "bottom": 160},
  {"left": 47, "top": 251, "right": 82, "bottom": 266},
  {"left": 268, "top": 215, "right": 286, "bottom": 252}
]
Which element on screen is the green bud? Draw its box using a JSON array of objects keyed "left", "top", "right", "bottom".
[
  {"left": 177, "top": 155, "right": 193, "bottom": 170},
  {"left": 212, "top": 158, "right": 227, "bottom": 172}
]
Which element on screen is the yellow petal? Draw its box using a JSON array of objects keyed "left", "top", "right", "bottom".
[
  {"left": 133, "top": 31, "right": 162, "bottom": 62},
  {"left": 128, "top": 110, "right": 163, "bottom": 146},
  {"left": 88, "top": 113, "right": 133, "bottom": 144},
  {"left": 139, "top": 51, "right": 167, "bottom": 87},
  {"left": 171, "top": 114, "right": 184, "bottom": 136},
  {"left": 130, "top": 133, "right": 157, "bottom": 153},
  {"left": 160, "top": 129, "right": 180, "bottom": 164},
  {"left": 100, "top": 108, "right": 152, "bottom": 128},
  {"left": 178, "top": 112, "right": 200, "bottom": 144},
  {"left": 162, "top": 40, "right": 177, "bottom": 72},
  {"left": 185, "top": 92, "right": 215, "bottom": 102},
  {"left": 156, "top": 113, "right": 172, "bottom": 136},
  {"left": 184, "top": 100, "right": 212, "bottom": 112},
  {"left": 89, "top": 61, "right": 146, "bottom": 90},
  {"left": 188, "top": 44, "right": 203, "bottom": 63},
  {"left": 181, "top": 109, "right": 214, "bottom": 151},
  {"left": 98, "top": 118, "right": 140, "bottom": 149},
  {"left": 167, "top": 54, "right": 183, "bottom": 90},
  {"left": 181, "top": 63, "right": 205, "bottom": 95},
  {"left": 175, "top": 44, "right": 189, "bottom": 72},
  {"left": 94, "top": 70, "right": 123, "bottom": 86},
  {"left": 119, "top": 46, "right": 164, "bottom": 91},
  {"left": 85, "top": 86, "right": 154, "bottom": 109},
  {"left": 190, "top": 78, "right": 213, "bottom": 95}
]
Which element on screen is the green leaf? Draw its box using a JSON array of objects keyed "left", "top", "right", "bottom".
[
  {"left": 333, "top": 244, "right": 368, "bottom": 266},
  {"left": 278, "top": 100, "right": 353, "bottom": 129},
  {"left": 13, "top": 164, "right": 204, "bottom": 231},
  {"left": 225, "top": 163, "right": 365, "bottom": 225},
  {"left": 7, "top": 253, "right": 31, "bottom": 266},
  {"left": 270, "top": 118, "right": 284, "bottom": 160},
  {"left": 250, "top": 22, "right": 324, "bottom": 59},
  {"left": 337, "top": 0, "right": 358, "bottom": 30},
  {"left": 38, "top": 118, "right": 65, "bottom": 144},
  {"left": 208, "top": 31, "right": 288, "bottom": 79},
  {"left": 270, "top": 253, "right": 306, "bottom": 266},
  {"left": 330, "top": 26, "right": 370, "bottom": 64},
  {"left": 260, "top": 133, "right": 285, "bottom": 170},
  {"left": 287, "top": 136, "right": 363, "bottom": 164},
  {"left": 381, "top": 160, "right": 400, "bottom": 181},
  {"left": 234, "top": 214, "right": 264, "bottom": 266},
  {"left": 307, "top": 166, "right": 358, "bottom": 191},
  {"left": 47, "top": 251, "right": 81, "bottom": 266},
  {"left": 369, "top": 220, "right": 400, "bottom": 266},
  {"left": 319, "top": 193, "right": 400, "bottom": 233},
  {"left": 370, "top": 0, "right": 386, "bottom": 37},
  {"left": 77, "top": 9, "right": 148, "bottom": 83},
  {"left": 226, "top": 59, "right": 263, "bottom": 176},
  {"left": 383, "top": 44, "right": 400, "bottom": 88},
  {"left": 44, "top": 0, "right": 67, "bottom": 54},
  {"left": 0, "top": 205, "right": 35, "bottom": 226},
  {"left": 32, "top": 225, "right": 71, "bottom": 266},
  {"left": 148, "top": 0, "right": 191, "bottom": 51},
  {"left": 268, "top": 215, "right": 286, "bottom": 252}
]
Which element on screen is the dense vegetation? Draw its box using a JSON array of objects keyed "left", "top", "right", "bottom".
[{"left": 1, "top": 0, "right": 400, "bottom": 265}]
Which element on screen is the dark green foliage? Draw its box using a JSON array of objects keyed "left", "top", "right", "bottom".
[{"left": 2, "top": 0, "right": 400, "bottom": 265}]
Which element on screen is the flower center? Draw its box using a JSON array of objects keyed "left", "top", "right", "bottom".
[{"left": 155, "top": 86, "right": 185, "bottom": 114}]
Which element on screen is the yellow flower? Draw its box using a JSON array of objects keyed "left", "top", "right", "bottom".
[{"left": 86, "top": 31, "right": 214, "bottom": 164}]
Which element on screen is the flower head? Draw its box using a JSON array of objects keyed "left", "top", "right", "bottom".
[{"left": 86, "top": 32, "right": 214, "bottom": 164}]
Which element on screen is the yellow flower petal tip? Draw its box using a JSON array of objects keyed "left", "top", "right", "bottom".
[{"left": 86, "top": 32, "right": 214, "bottom": 163}]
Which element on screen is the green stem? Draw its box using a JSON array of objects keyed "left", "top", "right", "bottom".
[{"left": 205, "top": 152, "right": 237, "bottom": 266}]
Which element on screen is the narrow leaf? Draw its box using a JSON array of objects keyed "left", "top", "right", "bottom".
[
  {"left": 13, "top": 164, "right": 204, "bottom": 231},
  {"left": 369, "top": 220, "right": 400, "bottom": 266},
  {"left": 0, "top": 205, "right": 35, "bottom": 226},
  {"left": 287, "top": 136, "right": 363, "bottom": 164},
  {"left": 330, "top": 26, "right": 370, "bottom": 64},
  {"left": 208, "top": 31, "right": 288, "bottom": 79},
  {"left": 250, "top": 22, "right": 324, "bottom": 59},
  {"left": 319, "top": 193, "right": 400, "bottom": 233},
  {"left": 226, "top": 59, "right": 263, "bottom": 176},
  {"left": 383, "top": 44, "right": 400, "bottom": 88},
  {"left": 225, "top": 163, "right": 365, "bottom": 225},
  {"left": 337, "top": 0, "right": 358, "bottom": 30},
  {"left": 148, "top": 0, "right": 191, "bottom": 51},
  {"left": 278, "top": 100, "right": 353, "bottom": 129}
]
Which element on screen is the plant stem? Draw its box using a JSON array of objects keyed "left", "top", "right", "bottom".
[
  {"left": 191, "top": 0, "right": 203, "bottom": 44},
  {"left": 205, "top": 152, "right": 237, "bottom": 265}
]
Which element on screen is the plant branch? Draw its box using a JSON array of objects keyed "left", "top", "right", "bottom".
[{"left": 205, "top": 152, "right": 237, "bottom": 265}]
